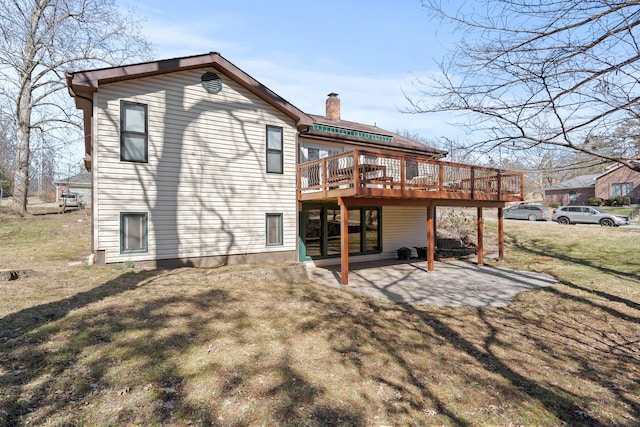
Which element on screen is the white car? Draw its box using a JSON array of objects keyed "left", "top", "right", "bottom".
[{"left": 552, "top": 206, "right": 629, "bottom": 227}]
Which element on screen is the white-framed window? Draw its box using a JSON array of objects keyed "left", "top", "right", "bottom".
[
  {"left": 569, "top": 191, "right": 577, "bottom": 203},
  {"left": 120, "top": 101, "right": 148, "bottom": 163},
  {"left": 266, "top": 213, "right": 283, "bottom": 246},
  {"left": 120, "top": 212, "right": 148, "bottom": 253},
  {"left": 266, "top": 125, "right": 283, "bottom": 174}
]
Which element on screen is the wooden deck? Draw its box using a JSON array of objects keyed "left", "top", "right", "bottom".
[{"left": 298, "top": 150, "right": 524, "bottom": 203}]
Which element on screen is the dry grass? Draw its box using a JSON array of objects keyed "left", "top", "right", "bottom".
[{"left": 0, "top": 210, "right": 639, "bottom": 426}]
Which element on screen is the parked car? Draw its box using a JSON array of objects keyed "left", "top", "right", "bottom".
[
  {"left": 58, "top": 192, "right": 80, "bottom": 208},
  {"left": 552, "top": 206, "right": 630, "bottom": 227},
  {"left": 504, "top": 204, "right": 550, "bottom": 221}
]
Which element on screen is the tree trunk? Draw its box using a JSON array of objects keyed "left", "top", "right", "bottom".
[
  {"left": 13, "top": 79, "right": 32, "bottom": 216},
  {"left": 12, "top": 123, "right": 30, "bottom": 216},
  {"left": 10, "top": 1, "right": 43, "bottom": 217}
]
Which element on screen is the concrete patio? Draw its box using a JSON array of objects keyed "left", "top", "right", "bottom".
[{"left": 307, "top": 258, "right": 557, "bottom": 307}]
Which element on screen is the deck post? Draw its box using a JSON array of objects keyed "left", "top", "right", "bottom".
[
  {"left": 477, "top": 207, "right": 484, "bottom": 266},
  {"left": 427, "top": 205, "right": 435, "bottom": 271},
  {"left": 339, "top": 197, "right": 349, "bottom": 285},
  {"left": 498, "top": 207, "right": 504, "bottom": 261}
]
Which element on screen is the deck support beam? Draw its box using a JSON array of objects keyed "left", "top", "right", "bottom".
[
  {"left": 426, "top": 205, "right": 435, "bottom": 271},
  {"left": 477, "top": 207, "right": 484, "bottom": 266},
  {"left": 498, "top": 207, "right": 504, "bottom": 261},
  {"left": 339, "top": 197, "right": 349, "bottom": 285}
]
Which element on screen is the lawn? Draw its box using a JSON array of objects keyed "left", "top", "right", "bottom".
[{"left": 0, "top": 209, "right": 639, "bottom": 426}]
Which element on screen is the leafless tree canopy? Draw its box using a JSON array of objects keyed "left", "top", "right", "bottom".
[
  {"left": 0, "top": 0, "right": 152, "bottom": 215},
  {"left": 415, "top": 0, "right": 640, "bottom": 172}
]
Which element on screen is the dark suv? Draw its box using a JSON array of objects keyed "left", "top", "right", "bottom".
[{"left": 552, "top": 206, "right": 629, "bottom": 227}]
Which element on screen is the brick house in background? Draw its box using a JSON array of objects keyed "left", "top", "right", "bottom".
[
  {"left": 594, "top": 162, "right": 640, "bottom": 203},
  {"left": 544, "top": 174, "right": 598, "bottom": 206},
  {"left": 544, "top": 162, "right": 640, "bottom": 205}
]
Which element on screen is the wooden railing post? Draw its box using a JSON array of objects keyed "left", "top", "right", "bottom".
[
  {"left": 496, "top": 170, "right": 502, "bottom": 201},
  {"left": 470, "top": 166, "right": 475, "bottom": 200},
  {"left": 322, "top": 159, "right": 328, "bottom": 198},
  {"left": 353, "top": 149, "right": 360, "bottom": 189},
  {"left": 438, "top": 163, "right": 444, "bottom": 192},
  {"left": 401, "top": 157, "right": 406, "bottom": 196}
]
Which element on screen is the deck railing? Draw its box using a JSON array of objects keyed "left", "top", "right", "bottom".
[{"left": 298, "top": 149, "right": 523, "bottom": 202}]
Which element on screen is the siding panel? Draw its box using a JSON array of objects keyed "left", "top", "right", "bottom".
[
  {"left": 382, "top": 206, "right": 428, "bottom": 258},
  {"left": 94, "top": 68, "right": 298, "bottom": 263}
]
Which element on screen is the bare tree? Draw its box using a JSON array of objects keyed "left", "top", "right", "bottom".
[
  {"left": 0, "top": 110, "right": 15, "bottom": 196},
  {"left": 0, "top": 0, "right": 152, "bottom": 215},
  {"left": 413, "top": 0, "right": 640, "bottom": 172}
]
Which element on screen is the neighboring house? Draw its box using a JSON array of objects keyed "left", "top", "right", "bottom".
[
  {"left": 544, "top": 174, "right": 598, "bottom": 206},
  {"left": 544, "top": 163, "right": 640, "bottom": 206},
  {"left": 66, "top": 52, "right": 523, "bottom": 283},
  {"left": 54, "top": 171, "right": 92, "bottom": 204},
  {"left": 594, "top": 162, "right": 640, "bottom": 203}
]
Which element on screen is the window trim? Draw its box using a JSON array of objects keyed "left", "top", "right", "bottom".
[
  {"left": 265, "top": 212, "right": 284, "bottom": 246},
  {"left": 120, "top": 101, "right": 148, "bottom": 163},
  {"left": 266, "top": 125, "right": 283, "bottom": 174},
  {"left": 120, "top": 212, "right": 148, "bottom": 254}
]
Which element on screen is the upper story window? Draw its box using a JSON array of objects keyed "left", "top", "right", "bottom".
[
  {"left": 266, "top": 125, "right": 283, "bottom": 174},
  {"left": 121, "top": 101, "right": 148, "bottom": 163}
]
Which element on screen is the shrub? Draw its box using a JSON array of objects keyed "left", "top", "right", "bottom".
[
  {"left": 604, "top": 198, "right": 615, "bottom": 206},
  {"left": 587, "top": 197, "right": 603, "bottom": 206},
  {"left": 437, "top": 208, "right": 475, "bottom": 245},
  {"left": 549, "top": 201, "right": 561, "bottom": 208},
  {"left": 622, "top": 196, "right": 631, "bottom": 206},
  {"left": 615, "top": 196, "right": 624, "bottom": 206}
]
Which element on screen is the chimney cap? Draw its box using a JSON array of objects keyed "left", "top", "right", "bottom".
[{"left": 327, "top": 92, "right": 339, "bottom": 97}]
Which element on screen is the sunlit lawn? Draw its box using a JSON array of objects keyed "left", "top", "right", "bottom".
[{"left": 0, "top": 209, "right": 638, "bottom": 426}]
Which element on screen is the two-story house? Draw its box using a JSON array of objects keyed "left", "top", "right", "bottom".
[{"left": 67, "top": 52, "right": 523, "bottom": 284}]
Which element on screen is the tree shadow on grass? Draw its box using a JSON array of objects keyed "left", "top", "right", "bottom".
[
  {"left": 0, "top": 272, "right": 368, "bottom": 426},
  {"left": 303, "top": 264, "right": 640, "bottom": 426}
]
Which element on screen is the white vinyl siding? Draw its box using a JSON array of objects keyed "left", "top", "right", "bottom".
[
  {"left": 93, "top": 68, "right": 298, "bottom": 263},
  {"left": 382, "top": 206, "right": 428, "bottom": 258}
]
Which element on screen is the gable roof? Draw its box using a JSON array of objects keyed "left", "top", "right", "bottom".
[
  {"left": 67, "top": 52, "right": 312, "bottom": 128},
  {"left": 596, "top": 161, "right": 640, "bottom": 179},
  {"left": 545, "top": 174, "right": 599, "bottom": 191},
  {"left": 67, "top": 52, "right": 314, "bottom": 170},
  {"left": 304, "top": 114, "right": 446, "bottom": 158},
  {"left": 67, "top": 52, "right": 447, "bottom": 169}
]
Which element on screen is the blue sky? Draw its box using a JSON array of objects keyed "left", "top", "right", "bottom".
[{"left": 118, "top": 0, "right": 461, "bottom": 141}]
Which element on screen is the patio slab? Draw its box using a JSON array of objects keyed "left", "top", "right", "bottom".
[{"left": 307, "top": 259, "right": 557, "bottom": 307}]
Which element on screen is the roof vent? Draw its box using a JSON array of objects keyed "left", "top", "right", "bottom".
[{"left": 201, "top": 72, "right": 222, "bottom": 94}]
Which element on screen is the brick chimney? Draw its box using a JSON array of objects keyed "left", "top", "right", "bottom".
[{"left": 326, "top": 93, "right": 340, "bottom": 120}]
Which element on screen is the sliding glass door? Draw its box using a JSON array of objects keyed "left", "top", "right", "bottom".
[{"left": 300, "top": 204, "right": 381, "bottom": 261}]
